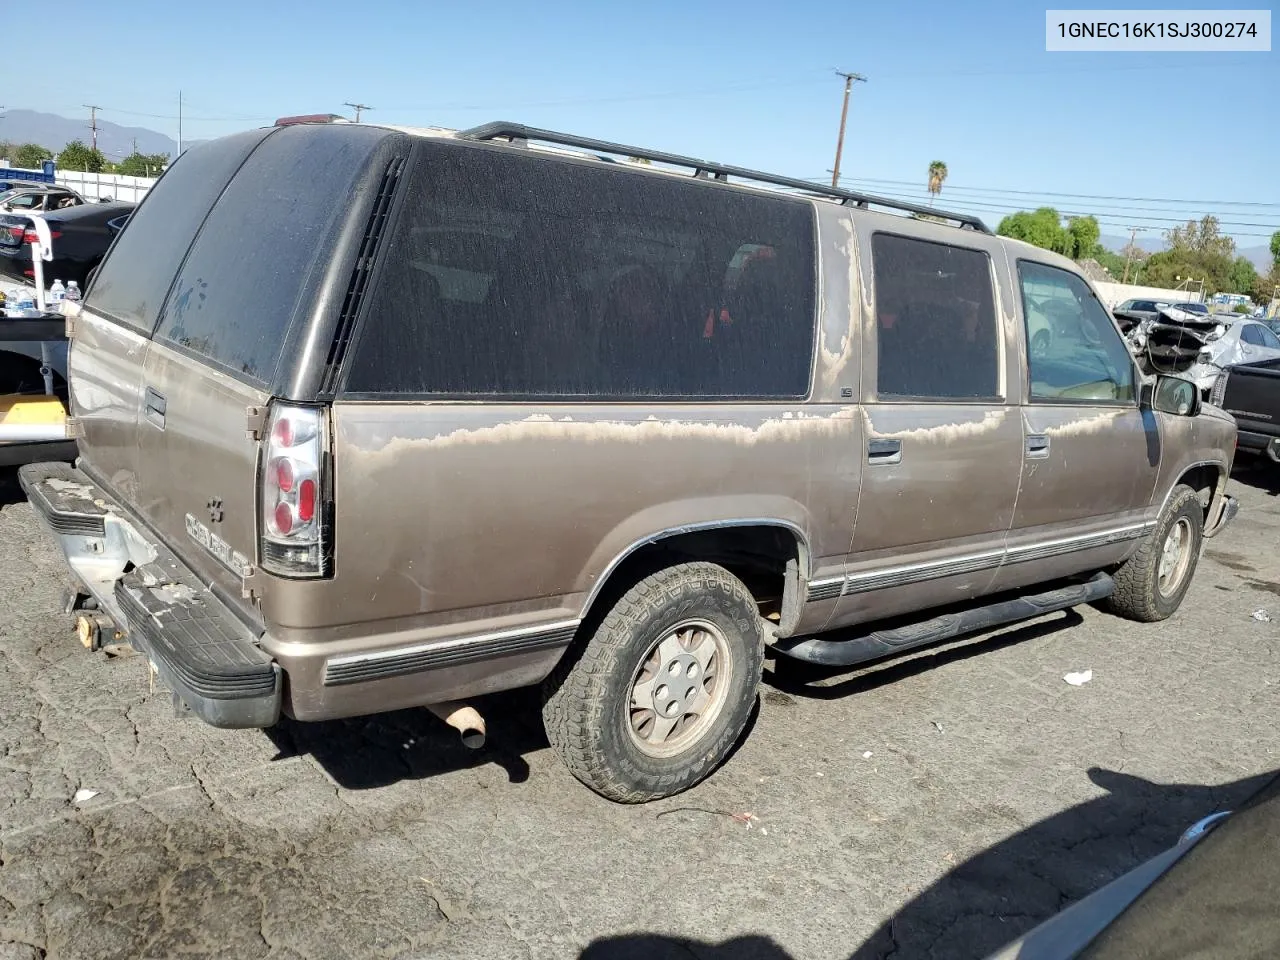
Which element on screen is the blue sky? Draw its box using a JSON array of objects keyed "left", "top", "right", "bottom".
[{"left": 7, "top": 0, "right": 1278, "bottom": 248}]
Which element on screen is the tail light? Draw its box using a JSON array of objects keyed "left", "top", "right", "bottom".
[
  {"left": 1209, "top": 370, "right": 1229, "bottom": 408},
  {"left": 260, "top": 403, "right": 331, "bottom": 577},
  {"left": 22, "top": 229, "right": 61, "bottom": 243}
]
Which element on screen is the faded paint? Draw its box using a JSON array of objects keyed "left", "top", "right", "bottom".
[{"left": 865, "top": 406, "right": 1009, "bottom": 444}]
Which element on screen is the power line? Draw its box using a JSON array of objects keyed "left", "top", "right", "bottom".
[{"left": 827, "top": 174, "right": 1280, "bottom": 209}]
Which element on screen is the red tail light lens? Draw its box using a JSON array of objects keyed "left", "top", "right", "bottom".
[
  {"left": 298, "top": 478, "right": 316, "bottom": 523},
  {"left": 22, "top": 229, "right": 61, "bottom": 244},
  {"left": 259, "top": 404, "right": 330, "bottom": 578}
]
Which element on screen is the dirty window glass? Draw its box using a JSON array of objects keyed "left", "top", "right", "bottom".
[
  {"left": 86, "top": 129, "right": 269, "bottom": 334},
  {"left": 1018, "top": 261, "right": 1135, "bottom": 404},
  {"left": 872, "top": 233, "right": 1000, "bottom": 400},
  {"left": 1241, "top": 324, "right": 1263, "bottom": 346},
  {"left": 1255, "top": 325, "right": 1280, "bottom": 350},
  {"left": 154, "top": 127, "right": 380, "bottom": 385},
  {"left": 343, "top": 141, "right": 816, "bottom": 399}
]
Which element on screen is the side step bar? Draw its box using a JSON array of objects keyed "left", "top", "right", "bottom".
[{"left": 773, "top": 573, "right": 1115, "bottom": 667}]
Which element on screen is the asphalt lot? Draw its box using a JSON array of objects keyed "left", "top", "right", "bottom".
[{"left": 0, "top": 462, "right": 1278, "bottom": 960}]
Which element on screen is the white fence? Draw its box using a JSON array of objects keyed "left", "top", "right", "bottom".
[
  {"left": 55, "top": 170, "right": 158, "bottom": 204},
  {"left": 1092, "top": 281, "right": 1205, "bottom": 311}
]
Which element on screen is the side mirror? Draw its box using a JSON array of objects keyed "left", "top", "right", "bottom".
[{"left": 1141, "top": 375, "right": 1201, "bottom": 417}]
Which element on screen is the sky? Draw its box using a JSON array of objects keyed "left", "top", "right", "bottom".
[{"left": 5, "top": 0, "right": 1277, "bottom": 249}]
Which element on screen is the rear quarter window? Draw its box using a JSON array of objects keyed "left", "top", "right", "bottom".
[
  {"left": 343, "top": 141, "right": 817, "bottom": 400},
  {"left": 85, "top": 129, "right": 270, "bottom": 333},
  {"left": 154, "top": 125, "right": 391, "bottom": 386}
]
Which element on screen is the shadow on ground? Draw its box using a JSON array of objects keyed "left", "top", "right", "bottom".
[
  {"left": 0, "top": 467, "right": 26, "bottom": 508},
  {"left": 579, "top": 766, "right": 1278, "bottom": 960},
  {"left": 1232, "top": 457, "right": 1280, "bottom": 496},
  {"left": 264, "top": 686, "right": 552, "bottom": 789}
]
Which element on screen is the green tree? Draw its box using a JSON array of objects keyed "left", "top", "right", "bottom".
[
  {"left": 1065, "top": 215, "right": 1101, "bottom": 260},
  {"left": 927, "top": 161, "right": 948, "bottom": 206},
  {"left": 1228, "top": 256, "right": 1259, "bottom": 296},
  {"left": 13, "top": 143, "right": 53, "bottom": 169},
  {"left": 116, "top": 151, "right": 169, "bottom": 177},
  {"left": 996, "top": 207, "right": 1070, "bottom": 255},
  {"left": 1166, "top": 215, "right": 1235, "bottom": 258},
  {"left": 0, "top": 141, "right": 13, "bottom": 161},
  {"left": 56, "top": 140, "right": 106, "bottom": 173},
  {"left": 1270, "top": 230, "right": 1280, "bottom": 268}
]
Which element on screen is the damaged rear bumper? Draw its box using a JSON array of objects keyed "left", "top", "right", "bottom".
[{"left": 18, "top": 461, "right": 281, "bottom": 728}]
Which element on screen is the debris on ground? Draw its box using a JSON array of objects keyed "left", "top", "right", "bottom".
[
  {"left": 72, "top": 788, "right": 99, "bottom": 804},
  {"left": 932, "top": 721, "right": 945, "bottom": 734},
  {"left": 654, "top": 807, "right": 760, "bottom": 829},
  {"left": 862, "top": 751, "right": 874, "bottom": 759},
  {"left": 1252, "top": 609, "right": 1272, "bottom": 623},
  {"left": 1064, "top": 669, "right": 1093, "bottom": 687}
]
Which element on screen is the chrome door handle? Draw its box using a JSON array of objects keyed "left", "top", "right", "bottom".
[
  {"left": 868, "top": 438, "right": 902, "bottom": 465},
  {"left": 1026, "top": 434, "right": 1050, "bottom": 459}
]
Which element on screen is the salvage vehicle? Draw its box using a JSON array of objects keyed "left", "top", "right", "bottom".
[
  {"left": 20, "top": 120, "right": 1239, "bottom": 803},
  {"left": 1212, "top": 359, "right": 1280, "bottom": 465},
  {"left": 0, "top": 199, "right": 134, "bottom": 288}
]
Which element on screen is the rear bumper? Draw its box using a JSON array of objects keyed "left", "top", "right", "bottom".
[
  {"left": 18, "top": 461, "right": 281, "bottom": 728},
  {"left": 1237, "top": 430, "right": 1280, "bottom": 462}
]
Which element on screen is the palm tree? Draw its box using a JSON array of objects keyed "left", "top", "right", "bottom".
[{"left": 927, "top": 161, "right": 948, "bottom": 206}]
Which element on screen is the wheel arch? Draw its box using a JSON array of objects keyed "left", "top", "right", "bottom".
[{"left": 578, "top": 519, "right": 812, "bottom": 639}]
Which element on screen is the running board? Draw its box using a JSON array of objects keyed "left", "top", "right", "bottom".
[{"left": 773, "top": 573, "right": 1115, "bottom": 667}]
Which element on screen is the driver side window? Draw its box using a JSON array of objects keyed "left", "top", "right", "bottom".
[{"left": 1018, "top": 260, "right": 1135, "bottom": 404}]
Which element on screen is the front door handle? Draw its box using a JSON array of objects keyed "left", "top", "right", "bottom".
[
  {"left": 1026, "top": 433, "right": 1050, "bottom": 459},
  {"left": 867, "top": 438, "right": 902, "bottom": 465},
  {"left": 144, "top": 386, "right": 166, "bottom": 430}
]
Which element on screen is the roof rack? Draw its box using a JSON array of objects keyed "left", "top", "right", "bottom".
[{"left": 460, "top": 121, "right": 991, "bottom": 234}]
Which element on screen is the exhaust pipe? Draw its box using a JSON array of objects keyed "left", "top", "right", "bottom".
[{"left": 426, "top": 700, "right": 486, "bottom": 749}]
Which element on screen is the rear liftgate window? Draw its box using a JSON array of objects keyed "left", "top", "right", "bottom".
[
  {"left": 343, "top": 143, "right": 817, "bottom": 399},
  {"left": 85, "top": 129, "right": 270, "bottom": 333},
  {"left": 872, "top": 233, "right": 1000, "bottom": 400},
  {"left": 154, "top": 128, "right": 379, "bottom": 386}
]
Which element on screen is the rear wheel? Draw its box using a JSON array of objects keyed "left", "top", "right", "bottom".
[
  {"left": 1105, "top": 484, "right": 1203, "bottom": 622},
  {"left": 542, "top": 562, "right": 765, "bottom": 803}
]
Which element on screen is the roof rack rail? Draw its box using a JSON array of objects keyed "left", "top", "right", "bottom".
[{"left": 460, "top": 121, "right": 991, "bottom": 234}]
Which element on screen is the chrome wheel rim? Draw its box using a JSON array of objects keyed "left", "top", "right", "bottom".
[
  {"left": 628, "top": 619, "right": 731, "bottom": 758},
  {"left": 1157, "top": 517, "right": 1193, "bottom": 596}
]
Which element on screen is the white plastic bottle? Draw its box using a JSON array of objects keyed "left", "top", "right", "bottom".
[
  {"left": 65, "top": 281, "right": 81, "bottom": 303},
  {"left": 50, "top": 279, "right": 65, "bottom": 303}
]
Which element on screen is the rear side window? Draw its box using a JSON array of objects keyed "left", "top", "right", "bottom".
[
  {"left": 872, "top": 233, "right": 1000, "bottom": 400},
  {"left": 85, "top": 129, "right": 269, "bottom": 333},
  {"left": 343, "top": 142, "right": 816, "bottom": 399},
  {"left": 155, "top": 126, "right": 387, "bottom": 386}
]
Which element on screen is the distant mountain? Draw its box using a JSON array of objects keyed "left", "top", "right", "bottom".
[
  {"left": 1100, "top": 233, "right": 1274, "bottom": 273},
  {"left": 0, "top": 109, "right": 178, "bottom": 162}
]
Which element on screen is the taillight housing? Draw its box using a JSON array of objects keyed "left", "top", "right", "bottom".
[
  {"left": 260, "top": 403, "right": 331, "bottom": 577},
  {"left": 1209, "top": 370, "right": 1230, "bottom": 408},
  {"left": 23, "top": 228, "right": 61, "bottom": 244}
]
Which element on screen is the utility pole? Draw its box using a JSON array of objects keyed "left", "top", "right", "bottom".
[
  {"left": 177, "top": 91, "right": 183, "bottom": 155},
  {"left": 84, "top": 104, "right": 103, "bottom": 151},
  {"left": 1122, "top": 225, "right": 1147, "bottom": 284},
  {"left": 830, "top": 70, "right": 866, "bottom": 188},
  {"left": 344, "top": 102, "right": 373, "bottom": 123}
]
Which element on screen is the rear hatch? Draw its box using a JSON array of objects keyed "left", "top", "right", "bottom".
[{"left": 72, "top": 123, "right": 410, "bottom": 618}]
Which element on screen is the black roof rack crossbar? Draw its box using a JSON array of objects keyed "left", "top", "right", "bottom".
[{"left": 460, "top": 121, "right": 991, "bottom": 234}]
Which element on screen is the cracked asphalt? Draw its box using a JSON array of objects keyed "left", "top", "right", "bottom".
[{"left": 1, "top": 463, "right": 1278, "bottom": 960}]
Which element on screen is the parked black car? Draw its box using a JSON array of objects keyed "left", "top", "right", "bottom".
[
  {"left": 1212, "top": 358, "right": 1280, "bottom": 464},
  {"left": 0, "top": 200, "right": 133, "bottom": 288}
]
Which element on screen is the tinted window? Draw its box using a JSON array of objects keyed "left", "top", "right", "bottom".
[
  {"left": 1019, "top": 261, "right": 1135, "bottom": 403},
  {"left": 85, "top": 130, "right": 268, "bottom": 332},
  {"left": 156, "top": 126, "right": 386, "bottom": 385},
  {"left": 1257, "top": 325, "right": 1280, "bottom": 350},
  {"left": 1241, "top": 324, "right": 1262, "bottom": 346},
  {"left": 872, "top": 233, "right": 999, "bottom": 400},
  {"left": 344, "top": 142, "right": 816, "bottom": 399}
]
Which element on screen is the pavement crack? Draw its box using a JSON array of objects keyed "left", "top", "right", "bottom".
[{"left": 189, "top": 763, "right": 213, "bottom": 807}]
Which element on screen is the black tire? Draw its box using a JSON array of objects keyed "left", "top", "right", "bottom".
[
  {"left": 541, "top": 562, "right": 766, "bottom": 803},
  {"left": 1105, "top": 484, "right": 1203, "bottom": 622}
]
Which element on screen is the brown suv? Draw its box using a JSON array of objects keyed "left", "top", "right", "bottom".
[{"left": 20, "top": 120, "right": 1239, "bottom": 803}]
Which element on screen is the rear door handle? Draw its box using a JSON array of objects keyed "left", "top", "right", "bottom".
[
  {"left": 867, "top": 438, "right": 902, "bottom": 465},
  {"left": 1026, "top": 433, "right": 1050, "bottom": 459},
  {"left": 144, "top": 386, "right": 166, "bottom": 430}
]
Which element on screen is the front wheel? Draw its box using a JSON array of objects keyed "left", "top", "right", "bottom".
[
  {"left": 541, "top": 562, "right": 766, "bottom": 803},
  {"left": 1104, "top": 484, "right": 1204, "bottom": 622}
]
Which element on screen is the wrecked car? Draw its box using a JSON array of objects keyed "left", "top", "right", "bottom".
[{"left": 20, "top": 120, "right": 1239, "bottom": 803}]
